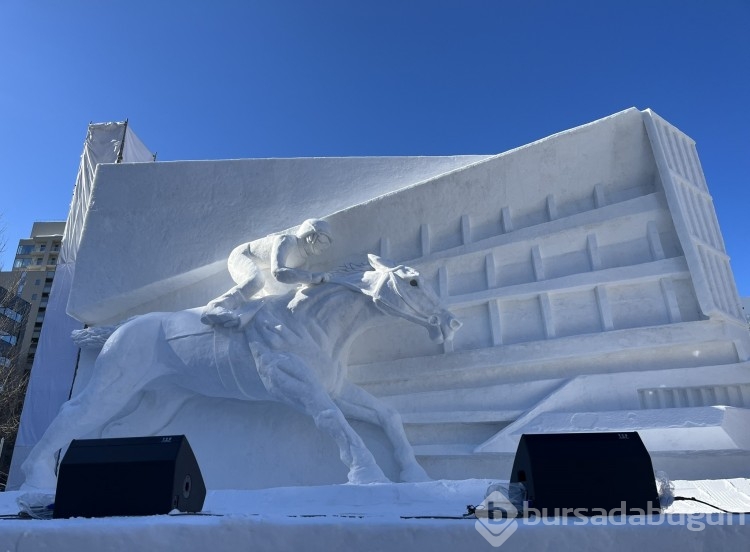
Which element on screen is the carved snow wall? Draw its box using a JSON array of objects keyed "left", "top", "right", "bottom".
[
  {"left": 61, "top": 108, "right": 749, "bottom": 487},
  {"left": 299, "top": 108, "right": 750, "bottom": 480}
]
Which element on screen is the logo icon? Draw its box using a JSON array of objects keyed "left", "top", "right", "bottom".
[{"left": 474, "top": 490, "right": 519, "bottom": 547}]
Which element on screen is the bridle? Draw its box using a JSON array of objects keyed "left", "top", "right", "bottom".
[{"left": 369, "top": 267, "right": 442, "bottom": 329}]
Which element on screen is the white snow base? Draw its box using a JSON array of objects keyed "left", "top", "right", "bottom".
[{"left": 1, "top": 478, "right": 749, "bottom": 551}]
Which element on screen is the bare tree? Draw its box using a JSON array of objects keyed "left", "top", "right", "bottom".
[
  {"left": 0, "top": 214, "right": 5, "bottom": 271},
  {"left": 0, "top": 330, "right": 29, "bottom": 489},
  {"left": 0, "top": 218, "right": 31, "bottom": 490}
]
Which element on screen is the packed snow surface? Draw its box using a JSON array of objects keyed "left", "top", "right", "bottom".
[{"left": 1, "top": 478, "right": 749, "bottom": 551}]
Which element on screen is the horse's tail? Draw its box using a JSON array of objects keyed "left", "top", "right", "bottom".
[
  {"left": 71, "top": 316, "right": 137, "bottom": 349},
  {"left": 71, "top": 325, "right": 117, "bottom": 349}
]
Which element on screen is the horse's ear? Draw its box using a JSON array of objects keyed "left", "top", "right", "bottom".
[{"left": 368, "top": 254, "right": 394, "bottom": 271}]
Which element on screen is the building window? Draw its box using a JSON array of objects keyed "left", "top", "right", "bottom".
[
  {"left": 49, "top": 257, "right": 57, "bottom": 265},
  {"left": 35, "top": 258, "right": 43, "bottom": 265},
  {"left": 0, "top": 307, "right": 23, "bottom": 323},
  {"left": 31, "top": 293, "right": 38, "bottom": 300},
  {"left": 39, "top": 244, "right": 47, "bottom": 252},
  {"left": 16, "top": 245, "right": 34, "bottom": 255},
  {"left": 46, "top": 271, "right": 55, "bottom": 279},
  {"left": 36, "top": 314, "right": 45, "bottom": 323},
  {"left": 0, "top": 332, "right": 17, "bottom": 346},
  {"left": 13, "top": 258, "right": 32, "bottom": 269},
  {"left": 53, "top": 242, "right": 61, "bottom": 252}
]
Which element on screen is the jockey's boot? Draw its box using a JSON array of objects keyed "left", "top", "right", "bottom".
[{"left": 200, "top": 288, "right": 245, "bottom": 328}]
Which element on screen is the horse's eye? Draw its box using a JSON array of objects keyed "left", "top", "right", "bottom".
[{"left": 409, "top": 279, "right": 418, "bottom": 287}]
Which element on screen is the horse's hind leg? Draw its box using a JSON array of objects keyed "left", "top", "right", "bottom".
[
  {"left": 22, "top": 384, "right": 149, "bottom": 489},
  {"left": 252, "top": 348, "right": 389, "bottom": 484},
  {"left": 22, "top": 321, "right": 164, "bottom": 489}
]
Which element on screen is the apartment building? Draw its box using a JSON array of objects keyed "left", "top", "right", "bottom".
[
  {"left": 1, "top": 221, "right": 65, "bottom": 371},
  {"left": 0, "top": 284, "right": 29, "bottom": 372}
]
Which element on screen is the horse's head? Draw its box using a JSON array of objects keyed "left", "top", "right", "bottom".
[{"left": 363, "top": 254, "right": 462, "bottom": 344}]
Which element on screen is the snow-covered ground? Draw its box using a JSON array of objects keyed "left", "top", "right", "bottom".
[{"left": 1, "top": 478, "right": 749, "bottom": 551}]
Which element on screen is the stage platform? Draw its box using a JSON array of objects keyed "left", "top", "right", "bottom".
[{"left": 1, "top": 479, "right": 749, "bottom": 551}]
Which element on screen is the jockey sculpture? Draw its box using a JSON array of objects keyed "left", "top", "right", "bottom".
[{"left": 201, "top": 218, "right": 334, "bottom": 328}]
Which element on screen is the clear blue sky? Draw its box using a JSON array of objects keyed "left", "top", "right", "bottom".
[{"left": 1, "top": 1, "right": 748, "bottom": 294}]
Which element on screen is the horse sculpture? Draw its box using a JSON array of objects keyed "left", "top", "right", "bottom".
[{"left": 22, "top": 255, "right": 461, "bottom": 489}]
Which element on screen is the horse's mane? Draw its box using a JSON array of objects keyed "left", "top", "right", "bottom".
[
  {"left": 332, "top": 260, "right": 371, "bottom": 274},
  {"left": 286, "top": 264, "right": 372, "bottom": 310}
]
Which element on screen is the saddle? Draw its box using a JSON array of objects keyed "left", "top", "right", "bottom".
[
  {"left": 165, "top": 300, "right": 265, "bottom": 341},
  {"left": 164, "top": 305, "right": 268, "bottom": 400}
]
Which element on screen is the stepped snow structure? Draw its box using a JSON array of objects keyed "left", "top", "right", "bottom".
[{"left": 22, "top": 108, "right": 749, "bottom": 489}]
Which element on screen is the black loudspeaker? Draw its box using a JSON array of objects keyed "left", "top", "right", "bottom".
[
  {"left": 54, "top": 435, "right": 206, "bottom": 518},
  {"left": 510, "top": 432, "right": 659, "bottom": 516}
]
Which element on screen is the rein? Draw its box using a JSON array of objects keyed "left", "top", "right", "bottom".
[{"left": 325, "top": 267, "right": 438, "bottom": 329}]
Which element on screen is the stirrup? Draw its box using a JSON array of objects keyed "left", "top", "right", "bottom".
[{"left": 200, "top": 305, "right": 240, "bottom": 328}]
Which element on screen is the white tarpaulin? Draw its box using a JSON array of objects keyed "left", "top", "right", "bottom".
[{"left": 7, "top": 122, "right": 153, "bottom": 489}]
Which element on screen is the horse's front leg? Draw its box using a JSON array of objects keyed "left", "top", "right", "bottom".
[
  {"left": 334, "top": 381, "right": 430, "bottom": 483},
  {"left": 251, "top": 347, "right": 389, "bottom": 484}
]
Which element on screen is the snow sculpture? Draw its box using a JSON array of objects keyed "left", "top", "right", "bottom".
[
  {"left": 19, "top": 108, "right": 748, "bottom": 488},
  {"left": 202, "top": 218, "right": 334, "bottom": 328},
  {"left": 22, "top": 254, "right": 461, "bottom": 489}
]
